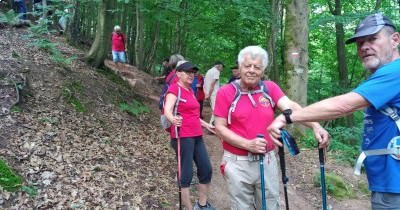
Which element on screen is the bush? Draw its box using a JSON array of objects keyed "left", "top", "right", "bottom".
[
  {"left": 0, "top": 159, "right": 23, "bottom": 192},
  {"left": 313, "top": 171, "right": 354, "bottom": 199},
  {"left": 119, "top": 99, "right": 150, "bottom": 117}
]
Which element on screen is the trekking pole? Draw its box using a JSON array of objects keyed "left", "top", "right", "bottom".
[
  {"left": 175, "top": 113, "right": 182, "bottom": 210},
  {"left": 278, "top": 139, "right": 290, "bottom": 210},
  {"left": 319, "top": 146, "right": 328, "bottom": 210},
  {"left": 257, "top": 134, "right": 267, "bottom": 210},
  {"left": 279, "top": 129, "right": 300, "bottom": 210}
]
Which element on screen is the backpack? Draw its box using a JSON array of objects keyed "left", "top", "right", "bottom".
[
  {"left": 160, "top": 86, "right": 181, "bottom": 130},
  {"left": 159, "top": 73, "right": 176, "bottom": 110},
  {"left": 228, "top": 80, "right": 275, "bottom": 124},
  {"left": 354, "top": 106, "right": 400, "bottom": 175}
]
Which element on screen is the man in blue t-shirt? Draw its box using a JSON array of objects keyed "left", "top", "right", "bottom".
[{"left": 268, "top": 13, "right": 400, "bottom": 209}]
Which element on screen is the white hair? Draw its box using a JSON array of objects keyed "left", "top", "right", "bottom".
[
  {"left": 169, "top": 54, "right": 185, "bottom": 69},
  {"left": 114, "top": 25, "right": 121, "bottom": 32},
  {"left": 237, "top": 46, "right": 268, "bottom": 70}
]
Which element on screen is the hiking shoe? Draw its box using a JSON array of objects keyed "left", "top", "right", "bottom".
[{"left": 193, "top": 201, "right": 216, "bottom": 210}]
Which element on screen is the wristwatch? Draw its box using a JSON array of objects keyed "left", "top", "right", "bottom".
[{"left": 283, "top": 109, "right": 293, "bottom": 124}]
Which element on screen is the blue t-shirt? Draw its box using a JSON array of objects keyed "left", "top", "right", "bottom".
[
  {"left": 191, "top": 76, "right": 198, "bottom": 97},
  {"left": 353, "top": 58, "right": 400, "bottom": 193}
]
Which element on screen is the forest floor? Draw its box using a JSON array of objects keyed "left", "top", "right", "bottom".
[{"left": 0, "top": 26, "right": 371, "bottom": 210}]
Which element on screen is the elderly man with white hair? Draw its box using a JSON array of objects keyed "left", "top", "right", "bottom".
[{"left": 214, "top": 46, "right": 329, "bottom": 209}]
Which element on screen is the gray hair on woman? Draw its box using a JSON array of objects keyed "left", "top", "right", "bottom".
[
  {"left": 237, "top": 46, "right": 269, "bottom": 70},
  {"left": 169, "top": 54, "right": 185, "bottom": 69}
]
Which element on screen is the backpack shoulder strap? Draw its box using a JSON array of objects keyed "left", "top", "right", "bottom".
[
  {"left": 173, "top": 87, "right": 181, "bottom": 138},
  {"left": 166, "top": 73, "right": 176, "bottom": 84},
  {"left": 380, "top": 106, "right": 400, "bottom": 131},
  {"left": 228, "top": 80, "right": 242, "bottom": 124},
  {"left": 258, "top": 80, "right": 275, "bottom": 108},
  {"left": 227, "top": 80, "right": 275, "bottom": 124}
]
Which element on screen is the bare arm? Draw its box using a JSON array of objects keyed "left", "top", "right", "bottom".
[
  {"left": 164, "top": 93, "right": 182, "bottom": 127},
  {"left": 275, "top": 96, "right": 330, "bottom": 148},
  {"left": 268, "top": 92, "right": 369, "bottom": 145}
]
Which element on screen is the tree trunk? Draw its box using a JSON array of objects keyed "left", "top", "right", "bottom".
[
  {"left": 86, "top": 0, "right": 114, "bottom": 68},
  {"left": 283, "top": 0, "right": 309, "bottom": 135},
  {"left": 266, "top": 0, "right": 282, "bottom": 82},
  {"left": 328, "top": 0, "right": 354, "bottom": 127},
  {"left": 135, "top": 0, "right": 144, "bottom": 70}
]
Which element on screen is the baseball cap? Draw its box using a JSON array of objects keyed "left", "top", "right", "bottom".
[
  {"left": 345, "top": 13, "right": 396, "bottom": 44},
  {"left": 176, "top": 61, "right": 195, "bottom": 72},
  {"left": 230, "top": 66, "right": 238, "bottom": 70}
]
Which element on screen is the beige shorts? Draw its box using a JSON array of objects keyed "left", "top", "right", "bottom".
[{"left": 221, "top": 150, "right": 280, "bottom": 210}]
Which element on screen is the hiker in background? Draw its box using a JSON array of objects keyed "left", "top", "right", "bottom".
[
  {"left": 164, "top": 60, "right": 215, "bottom": 210},
  {"left": 268, "top": 13, "right": 400, "bottom": 209},
  {"left": 194, "top": 67, "right": 205, "bottom": 119},
  {"left": 228, "top": 65, "right": 240, "bottom": 83},
  {"left": 214, "top": 46, "right": 329, "bottom": 210},
  {"left": 111, "top": 25, "right": 127, "bottom": 71},
  {"left": 155, "top": 57, "right": 171, "bottom": 84},
  {"left": 204, "top": 61, "right": 224, "bottom": 126},
  {"left": 164, "top": 54, "right": 184, "bottom": 85},
  {"left": 14, "top": 0, "right": 27, "bottom": 20}
]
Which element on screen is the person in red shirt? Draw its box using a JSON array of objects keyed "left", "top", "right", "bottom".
[
  {"left": 111, "top": 25, "right": 127, "bottom": 71},
  {"left": 194, "top": 67, "right": 205, "bottom": 119},
  {"left": 164, "top": 60, "right": 215, "bottom": 210},
  {"left": 214, "top": 46, "right": 330, "bottom": 210}
]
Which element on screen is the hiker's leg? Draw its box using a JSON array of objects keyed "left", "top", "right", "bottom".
[
  {"left": 209, "top": 93, "right": 217, "bottom": 125},
  {"left": 112, "top": 51, "right": 120, "bottom": 70},
  {"left": 193, "top": 137, "right": 212, "bottom": 205},
  {"left": 254, "top": 151, "right": 280, "bottom": 210},
  {"left": 181, "top": 187, "right": 193, "bottom": 210},
  {"left": 120, "top": 52, "right": 127, "bottom": 71},
  {"left": 222, "top": 152, "right": 257, "bottom": 209},
  {"left": 171, "top": 138, "right": 196, "bottom": 209},
  {"left": 371, "top": 192, "right": 400, "bottom": 210}
]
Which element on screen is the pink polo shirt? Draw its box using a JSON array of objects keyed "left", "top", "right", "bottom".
[
  {"left": 167, "top": 83, "right": 202, "bottom": 139},
  {"left": 214, "top": 81, "right": 285, "bottom": 155}
]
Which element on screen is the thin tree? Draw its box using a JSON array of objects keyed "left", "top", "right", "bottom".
[{"left": 86, "top": 0, "right": 115, "bottom": 68}]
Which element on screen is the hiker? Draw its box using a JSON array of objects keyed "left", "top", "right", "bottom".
[
  {"left": 155, "top": 57, "right": 171, "bottom": 84},
  {"left": 228, "top": 65, "right": 240, "bottom": 83},
  {"left": 214, "top": 46, "right": 329, "bottom": 210},
  {"left": 204, "top": 61, "right": 224, "bottom": 125},
  {"left": 14, "top": 0, "right": 27, "bottom": 20},
  {"left": 164, "top": 60, "right": 215, "bottom": 210},
  {"left": 111, "top": 25, "right": 127, "bottom": 71},
  {"left": 268, "top": 13, "right": 400, "bottom": 209},
  {"left": 193, "top": 67, "right": 205, "bottom": 119}
]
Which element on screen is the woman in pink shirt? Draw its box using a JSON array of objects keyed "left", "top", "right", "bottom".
[
  {"left": 164, "top": 61, "right": 215, "bottom": 210},
  {"left": 111, "top": 25, "right": 127, "bottom": 71}
]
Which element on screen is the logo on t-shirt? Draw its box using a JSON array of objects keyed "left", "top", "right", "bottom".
[{"left": 258, "top": 95, "right": 271, "bottom": 107}]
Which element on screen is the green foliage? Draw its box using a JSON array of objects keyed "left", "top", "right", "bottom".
[
  {"left": 0, "top": 159, "right": 24, "bottom": 192},
  {"left": 313, "top": 171, "right": 354, "bottom": 199},
  {"left": 119, "top": 100, "right": 150, "bottom": 117},
  {"left": 10, "top": 105, "right": 22, "bottom": 113},
  {"left": 21, "top": 183, "right": 38, "bottom": 198},
  {"left": 63, "top": 81, "right": 87, "bottom": 113},
  {"left": 0, "top": 10, "right": 20, "bottom": 25},
  {"left": 300, "top": 122, "right": 362, "bottom": 166}
]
